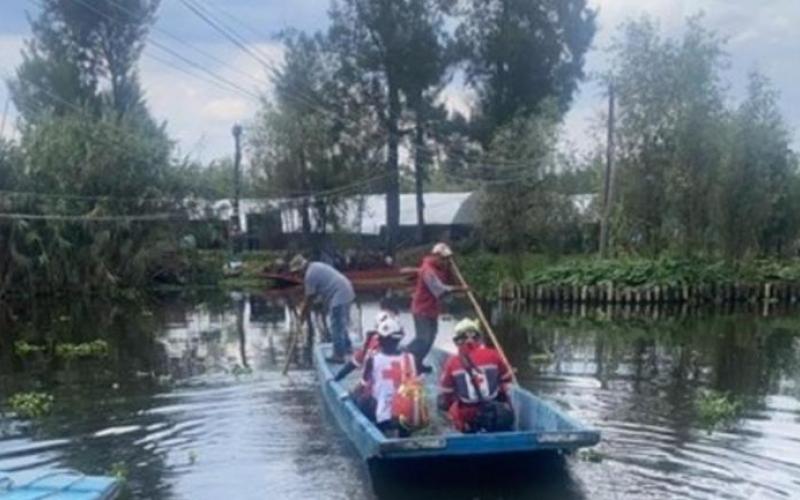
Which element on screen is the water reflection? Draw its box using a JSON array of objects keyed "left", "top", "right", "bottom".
[
  {"left": 1, "top": 293, "right": 799, "bottom": 499},
  {"left": 494, "top": 303, "right": 800, "bottom": 499}
]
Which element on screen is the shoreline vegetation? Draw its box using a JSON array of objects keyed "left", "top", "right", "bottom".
[
  {"left": 6, "top": 248, "right": 800, "bottom": 309},
  {"left": 453, "top": 252, "right": 800, "bottom": 305}
]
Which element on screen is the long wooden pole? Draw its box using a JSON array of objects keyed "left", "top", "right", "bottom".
[
  {"left": 282, "top": 305, "right": 303, "bottom": 375},
  {"left": 450, "top": 259, "right": 518, "bottom": 385}
]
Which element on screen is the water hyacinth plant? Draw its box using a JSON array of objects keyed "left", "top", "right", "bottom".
[
  {"left": 696, "top": 390, "right": 742, "bottom": 433},
  {"left": 7, "top": 392, "right": 55, "bottom": 419},
  {"left": 54, "top": 340, "right": 110, "bottom": 360}
]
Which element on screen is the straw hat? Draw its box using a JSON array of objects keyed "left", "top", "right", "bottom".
[{"left": 289, "top": 254, "right": 308, "bottom": 273}]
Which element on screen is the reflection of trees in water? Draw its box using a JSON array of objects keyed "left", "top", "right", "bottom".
[
  {"left": 1, "top": 297, "right": 161, "bottom": 383},
  {"left": 0, "top": 291, "right": 299, "bottom": 499},
  {"left": 0, "top": 298, "right": 175, "bottom": 498},
  {"left": 494, "top": 304, "right": 800, "bottom": 427}
]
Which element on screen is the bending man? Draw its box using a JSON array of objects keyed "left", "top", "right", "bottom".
[{"left": 291, "top": 255, "right": 355, "bottom": 364}]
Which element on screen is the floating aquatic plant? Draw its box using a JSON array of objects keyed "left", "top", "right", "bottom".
[
  {"left": 696, "top": 390, "right": 741, "bottom": 433},
  {"left": 7, "top": 392, "right": 54, "bottom": 419},
  {"left": 55, "top": 340, "right": 110, "bottom": 360}
]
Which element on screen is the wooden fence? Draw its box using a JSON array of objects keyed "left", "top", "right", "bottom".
[{"left": 498, "top": 281, "right": 800, "bottom": 308}]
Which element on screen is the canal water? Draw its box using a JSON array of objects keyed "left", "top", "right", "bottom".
[{"left": 1, "top": 291, "right": 799, "bottom": 499}]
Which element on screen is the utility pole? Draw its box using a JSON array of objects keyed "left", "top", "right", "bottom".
[
  {"left": 599, "top": 83, "right": 616, "bottom": 258},
  {"left": 0, "top": 98, "right": 9, "bottom": 138},
  {"left": 232, "top": 123, "right": 243, "bottom": 254}
]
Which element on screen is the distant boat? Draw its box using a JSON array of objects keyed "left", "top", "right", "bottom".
[
  {"left": 263, "top": 266, "right": 417, "bottom": 290},
  {"left": 313, "top": 343, "right": 600, "bottom": 464},
  {"left": 0, "top": 472, "right": 120, "bottom": 499}
]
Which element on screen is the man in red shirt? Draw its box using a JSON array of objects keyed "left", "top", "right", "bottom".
[
  {"left": 438, "top": 318, "right": 514, "bottom": 433},
  {"left": 407, "top": 243, "right": 467, "bottom": 374}
]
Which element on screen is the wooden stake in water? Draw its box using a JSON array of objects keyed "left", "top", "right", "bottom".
[{"left": 283, "top": 305, "right": 304, "bottom": 375}]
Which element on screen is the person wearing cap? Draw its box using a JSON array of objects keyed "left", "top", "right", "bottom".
[
  {"left": 290, "top": 254, "right": 355, "bottom": 363},
  {"left": 356, "top": 317, "right": 418, "bottom": 437},
  {"left": 408, "top": 242, "right": 467, "bottom": 373},
  {"left": 438, "top": 318, "right": 514, "bottom": 433}
]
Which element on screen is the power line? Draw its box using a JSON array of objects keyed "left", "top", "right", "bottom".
[
  {"left": 176, "top": 0, "right": 543, "bottom": 176},
  {"left": 195, "top": 0, "right": 273, "bottom": 44},
  {"left": 102, "top": 0, "right": 273, "bottom": 90},
  {"left": 65, "top": 0, "right": 262, "bottom": 102},
  {"left": 178, "top": 0, "right": 276, "bottom": 70}
]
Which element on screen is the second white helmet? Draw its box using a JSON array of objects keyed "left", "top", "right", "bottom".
[
  {"left": 377, "top": 317, "right": 404, "bottom": 339},
  {"left": 374, "top": 310, "right": 393, "bottom": 328}
]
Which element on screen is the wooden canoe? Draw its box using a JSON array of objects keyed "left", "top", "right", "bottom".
[
  {"left": 263, "top": 267, "right": 417, "bottom": 290},
  {"left": 313, "top": 343, "right": 600, "bottom": 463}
]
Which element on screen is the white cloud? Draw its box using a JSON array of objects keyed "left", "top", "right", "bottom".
[
  {"left": 562, "top": 0, "right": 800, "bottom": 154},
  {"left": 139, "top": 40, "right": 284, "bottom": 162}
]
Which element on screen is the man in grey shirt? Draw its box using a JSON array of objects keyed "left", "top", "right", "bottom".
[{"left": 291, "top": 255, "right": 355, "bottom": 363}]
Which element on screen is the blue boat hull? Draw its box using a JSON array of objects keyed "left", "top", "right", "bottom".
[
  {"left": 314, "top": 343, "right": 600, "bottom": 462},
  {"left": 0, "top": 473, "right": 120, "bottom": 500}
]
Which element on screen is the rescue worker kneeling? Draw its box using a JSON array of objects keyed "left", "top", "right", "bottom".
[
  {"left": 438, "top": 319, "right": 515, "bottom": 433},
  {"left": 355, "top": 317, "right": 429, "bottom": 437}
]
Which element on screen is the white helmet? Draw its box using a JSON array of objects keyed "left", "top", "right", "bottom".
[
  {"left": 374, "top": 310, "right": 392, "bottom": 327},
  {"left": 377, "top": 317, "right": 403, "bottom": 339}
]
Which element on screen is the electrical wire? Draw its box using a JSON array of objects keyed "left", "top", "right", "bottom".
[
  {"left": 25, "top": 0, "right": 562, "bottom": 194},
  {"left": 65, "top": 0, "right": 262, "bottom": 102},
  {"left": 102, "top": 0, "right": 273, "bottom": 90},
  {"left": 177, "top": 0, "right": 552, "bottom": 176}
]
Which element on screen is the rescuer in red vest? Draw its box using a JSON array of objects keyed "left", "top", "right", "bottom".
[
  {"left": 357, "top": 317, "right": 419, "bottom": 437},
  {"left": 438, "top": 318, "right": 514, "bottom": 433},
  {"left": 407, "top": 242, "right": 467, "bottom": 373}
]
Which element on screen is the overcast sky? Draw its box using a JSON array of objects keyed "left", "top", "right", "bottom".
[{"left": 1, "top": 0, "right": 798, "bottom": 163}]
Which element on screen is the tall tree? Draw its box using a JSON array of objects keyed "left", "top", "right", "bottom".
[
  {"left": 0, "top": 0, "right": 188, "bottom": 297},
  {"left": 458, "top": 0, "right": 596, "bottom": 141},
  {"left": 609, "top": 16, "right": 727, "bottom": 254},
  {"left": 398, "top": 0, "right": 454, "bottom": 243},
  {"left": 718, "top": 72, "right": 800, "bottom": 257},
  {"left": 10, "top": 0, "right": 159, "bottom": 121},
  {"left": 249, "top": 32, "right": 376, "bottom": 244},
  {"left": 329, "top": 0, "right": 448, "bottom": 253}
]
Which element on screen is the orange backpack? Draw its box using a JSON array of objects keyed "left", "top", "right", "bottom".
[{"left": 391, "top": 353, "right": 430, "bottom": 432}]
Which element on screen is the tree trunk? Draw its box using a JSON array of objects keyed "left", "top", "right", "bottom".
[
  {"left": 386, "top": 80, "right": 401, "bottom": 256},
  {"left": 414, "top": 97, "right": 426, "bottom": 244}
]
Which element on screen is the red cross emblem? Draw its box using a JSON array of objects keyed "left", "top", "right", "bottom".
[{"left": 381, "top": 361, "right": 404, "bottom": 387}]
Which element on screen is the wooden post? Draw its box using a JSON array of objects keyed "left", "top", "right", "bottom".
[
  {"left": 232, "top": 123, "right": 243, "bottom": 254},
  {"left": 599, "top": 83, "right": 616, "bottom": 258}
]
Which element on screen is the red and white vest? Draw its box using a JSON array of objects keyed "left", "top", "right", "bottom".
[{"left": 368, "top": 352, "right": 416, "bottom": 423}]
